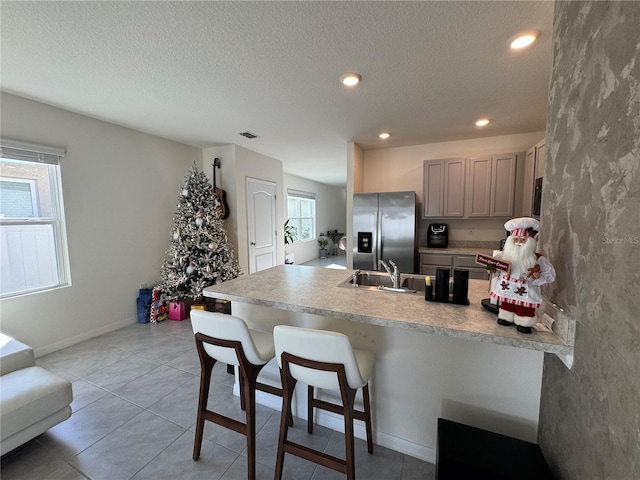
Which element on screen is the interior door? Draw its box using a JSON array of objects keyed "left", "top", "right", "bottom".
[{"left": 246, "top": 178, "right": 277, "bottom": 274}]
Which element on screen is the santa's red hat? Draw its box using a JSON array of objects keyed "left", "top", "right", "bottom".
[{"left": 505, "top": 217, "right": 540, "bottom": 238}]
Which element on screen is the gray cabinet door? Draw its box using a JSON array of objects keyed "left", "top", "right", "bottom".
[
  {"left": 466, "top": 157, "right": 492, "bottom": 216},
  {"left": 467, "top": 154, "right": 516, "bottom": 217},
  {"left": 534, "top": 140, "right": 546, "bottom": 179},
  {"left": 423, "top": 158, "right": 465, "bottom": 218},
  {"left": 521, "top": 146, "right": 536, "bottom": 216},
  {"left": 490, "top": 153, "right": 516, "bottom": 217},
  {"left": 423, "top": 160, "right": 444, "bottom": 217},
  {"left": 443, "top": 158, "right": 466, "bottom": 216}
]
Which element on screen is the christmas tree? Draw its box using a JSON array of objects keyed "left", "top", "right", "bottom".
[{"left": 158, "top": 162, "right": 240, "bottom": 301}]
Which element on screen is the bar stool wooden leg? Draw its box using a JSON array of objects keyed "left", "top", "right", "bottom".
[
  {"left": 307, "top": 385, "right": 314, "bottom": 434},
  {"left": 193, "top": 345, "right": 216, "bottom": 460},
  {"left": 241, "top": 364, "right": 260, "bottom": 480},
  {"left": 341, "top": 388, "right": 357, "bottom": 480},
  {"left": 363, "top": 384, "right": 373, "bottom": 454},
  {"left": 275, "top": 363, "right": 297, "bottom": 480},
  {"left": 239, "top": 369, "right": 246, "bottom": 411}
]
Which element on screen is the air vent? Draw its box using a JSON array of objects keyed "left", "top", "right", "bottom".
[{"left": 239, "top": 131, "right": 259, "bottom": 139}]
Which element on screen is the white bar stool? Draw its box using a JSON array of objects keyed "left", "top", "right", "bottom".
[
  {"left": 190, "top": 310, "right": 283, "bottom": 480},
  {"left": 273, "top": 325, "right": 374, "bottom": 480}
]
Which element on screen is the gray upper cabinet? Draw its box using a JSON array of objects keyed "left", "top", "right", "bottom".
[
  {"left": 423, "top": 158, "right": 465, "bottom": 217},
  {"left": 466, "top": 153, "right": 517, "bottom": 217},
  {"left": 521, "top": 139, "right": 545, "bottom": 216},
  {"left": 424, "top": 153, "right": 516, "bottom": 218}
]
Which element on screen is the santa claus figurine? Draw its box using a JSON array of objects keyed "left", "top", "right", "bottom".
[{"left": 490, "top": 217, "right": 555, "bottom": 333}]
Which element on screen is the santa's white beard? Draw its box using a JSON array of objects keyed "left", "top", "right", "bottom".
[{"left": 502, "top": 237, "right": 537, "bottom": 276}]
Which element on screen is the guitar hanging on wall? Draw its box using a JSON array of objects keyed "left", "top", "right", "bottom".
[{"left": 212, "top": 158, "right": 230, "bottom": 219}]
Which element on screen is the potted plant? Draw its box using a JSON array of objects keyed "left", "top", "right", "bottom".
[
  {"left": 317, "top": 237, "right": 328, "bottom": 259},
  {"left": 284, "top": 220, "right": 297, "bottom": 264}
]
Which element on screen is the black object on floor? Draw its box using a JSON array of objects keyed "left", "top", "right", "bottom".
[{"left": 436, "top": 418, "right": 553, "bottom": 480}]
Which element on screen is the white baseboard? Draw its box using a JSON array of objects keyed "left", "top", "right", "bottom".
[{"left": 33, "top": 316, "right": 137, "bottom": 357}]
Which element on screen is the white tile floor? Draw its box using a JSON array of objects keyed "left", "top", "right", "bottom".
[
  {"left": 300, "top": 254, "right": 347, "bottom": 269},
  {"left": 1, "top": 316, "right": 435, "bottom": 480}
]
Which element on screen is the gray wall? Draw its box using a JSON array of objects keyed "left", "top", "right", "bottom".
[{"left": 538, "top": 2, "right": 640, "bottom": 479}]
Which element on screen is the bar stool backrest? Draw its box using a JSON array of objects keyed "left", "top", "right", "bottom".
[
  {"left": 191, "top": 310, "right": 264, "bottom": 366},
  {"left": 273, "top": 325, "right": 366, "bottom": 390}
]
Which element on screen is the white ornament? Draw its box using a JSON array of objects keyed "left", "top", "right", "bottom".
[
  {"left": 186, "top": 259, "right": 196, "bottom": 275},
  {"left": 195, "top": 207, "right": 204, "bottom": 227}
]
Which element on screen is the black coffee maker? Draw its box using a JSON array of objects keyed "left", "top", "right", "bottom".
[{"left": 427, "top": 223, "right": 448, "bottom": 248}]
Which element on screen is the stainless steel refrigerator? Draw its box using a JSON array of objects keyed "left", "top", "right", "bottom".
[{"left": 353, "top": 191, "right": 417, "bottom": 273}]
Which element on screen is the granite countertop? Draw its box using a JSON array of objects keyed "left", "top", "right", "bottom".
[{"left": 203, "top": 265, "right": 572, "bottom": 356}]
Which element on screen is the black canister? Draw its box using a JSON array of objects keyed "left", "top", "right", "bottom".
[
  {"left": 435, "top": 268, "right": 450, "bottom": 302},
  {"left": 452, "top": 269, "right": 470, "bottom": 305},
  {"left": 424, "top": 283, "right": 433, "bottom": 301}
]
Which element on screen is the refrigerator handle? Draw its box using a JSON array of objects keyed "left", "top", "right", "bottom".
[{"left": 375, "top": 211, "right": 382, "bottom": 269}]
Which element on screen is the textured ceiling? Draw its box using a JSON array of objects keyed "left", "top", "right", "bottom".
[{"left": 0, "top": 1, "right": 554, "bottom": 187}]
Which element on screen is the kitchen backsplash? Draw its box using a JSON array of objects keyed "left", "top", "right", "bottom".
[{"left": 445, "top": 240, "right": 499, "bottom": 249}]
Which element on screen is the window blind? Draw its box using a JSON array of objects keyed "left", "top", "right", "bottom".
[
  {"left": 0, "top": 138, "right": 65, "bottom": 165},
  {"left": 287, "top": 189, "right": 315, "bottom": 200}
]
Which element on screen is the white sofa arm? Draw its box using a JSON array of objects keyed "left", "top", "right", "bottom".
[{"left": 1, "top": 333, "right": 36, "bottom": 376}]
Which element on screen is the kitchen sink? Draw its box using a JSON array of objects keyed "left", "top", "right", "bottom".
[
  {"left": 400, "top": 276, "right": 427, "bottom": 292},
  {"left": 339, "top": 271, "right": 432, "bottom": 294},
  {"left": 343, "top": 271, "right": 393, "bottom": 289}
]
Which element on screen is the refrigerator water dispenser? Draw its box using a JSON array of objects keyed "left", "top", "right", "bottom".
[{"left": 357, "top": 232, "right": 373, "bottom": 253}]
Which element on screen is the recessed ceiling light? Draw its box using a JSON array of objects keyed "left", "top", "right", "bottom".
[
  {"left": 510, "top": 30, "right": 540, "bottom": 50},
  {"left": 475, "top": 118, "right": 490, "bottom": 127},
  {"left": 341, "top": 73, "right": 362, "bottom": 87},
  {"left": 378, "top": 132, "right": 391, "bottom": 140}
]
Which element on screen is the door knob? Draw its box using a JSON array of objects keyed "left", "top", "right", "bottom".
[{"left": 250, "top": 241, "right": 256, "bottom": 246}]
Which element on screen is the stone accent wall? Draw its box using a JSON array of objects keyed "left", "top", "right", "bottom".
[{"left": 538, "top": 2, "right": 640, "bottom": 479}]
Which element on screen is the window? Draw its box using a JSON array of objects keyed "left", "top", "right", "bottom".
[
  {"left": 0, "top": 139, "right": 70, "bottom": 298},
  {"left": 287, "top": 190, "right": 316, "bottom": 242}
]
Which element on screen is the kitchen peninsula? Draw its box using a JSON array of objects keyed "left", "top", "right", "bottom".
[
  {"left": 202, "top": 265, "right": 572, "bottom": 463},
  {"left": 203, "top": 265, "right": 570, "bottom": 356}
]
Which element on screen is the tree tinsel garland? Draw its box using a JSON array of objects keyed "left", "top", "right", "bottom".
[{"left": 157, "top": 162, "right": 240, "bottom": 301}]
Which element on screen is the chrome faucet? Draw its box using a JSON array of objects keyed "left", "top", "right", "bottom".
[
  {"left": 352, "top": 269, "right": 361, "bottom": 286},
  {"left": 378, "top": 259, "right": 400, "bottom": 289}
]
